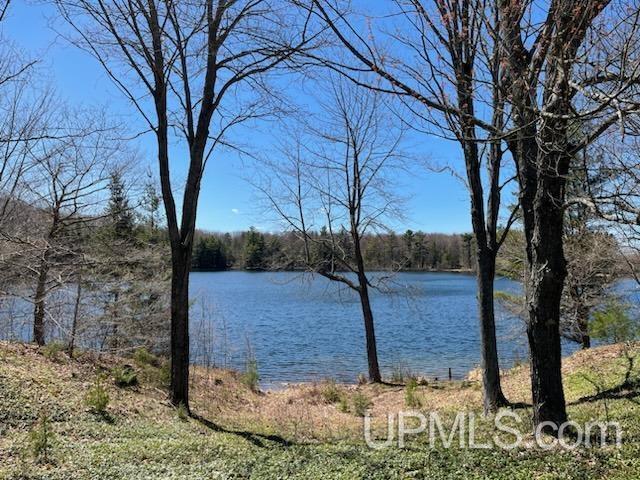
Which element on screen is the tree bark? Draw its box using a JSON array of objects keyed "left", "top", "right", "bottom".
[
  {"left": 358, "top": 279, "right": 381, "bottom": 383},
  {"left": 526, "top": 146, "right": 570, "bottom": 429},
  {"left": 527, "top": 246, "right": 568, "bottom": 429},
  {"left": 476, "top": 254, "right": 508, "bottom": 411},
  {"left": 457, "top": 65, "right": 508, "bottom": 412},
  {"left": 574, "top": 301, "right": 591, "bottom": 349},
  {"left": 353, "top": 229, "right": 382, "bottom": 383},
  {"left": 170, "top": 246, "right": 192, "bottom": 409},
  {"left": 510, "top": 134, "right": 569, "bottom": 429}
]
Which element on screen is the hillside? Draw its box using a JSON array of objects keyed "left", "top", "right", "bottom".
[{"left": 2, "top": 341, "right": 640, "bottom": 479}]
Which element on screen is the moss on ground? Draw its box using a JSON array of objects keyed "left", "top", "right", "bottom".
[{"left": 1, "top": 341, "right": 640, "bottom": 479}]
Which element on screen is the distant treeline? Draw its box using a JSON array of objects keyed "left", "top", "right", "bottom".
[{"left": 191, "top": 228, "right": 475, "bottom": 272}]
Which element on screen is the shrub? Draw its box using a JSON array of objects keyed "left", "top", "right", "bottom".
[
  {"left": 85, "top": 376, "right": 110, "bottom": 415},
  {"left": 357, "top": 373, "right": 368, "bottom": 385},
  {"left": 176, "top": 402, "right": 189, "bottom": 422},
  {"left": 320, "top": 381, "right": 341, "bottom": 404},
  {"left": 337, "top": 396, "right": 349, "bottom": 413},
  {"left": 241, "top": 359, "right": 260, "bottom": 392},
  {"left": 112, "top": 365, "right": 138, "bottom": 388},
  {"left": 405, "top": 378, "right": 421, "bottom": 408},
  {"left": 352, "top": 392, "right": 372, "bottom": 417},
  {"left": 133, "top": 347, "right": 160, "bottom": 367},
  {"left": 42, "top": 342, "right": 66, "bottom": 362},
  {"left": 156, "top": 361, "right": 171, "bottom": 387},
  {"left": 29, "top": 410, "right": 55, "bottom": 463}
]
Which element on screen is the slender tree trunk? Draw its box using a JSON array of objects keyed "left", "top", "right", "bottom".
[
  {"left": 358, "top": 280, "right": 381, "bottom": 383},
  {"left": 476, "top": 254, "right": 508, "bottom": 412},
  {"left": 68, "top": 281, "right": 82, "bottom": 357},
  {"left": 353, "top": 229, "right": 382, "bottom": 383},
  {"left": 576, "top": 303, "right": 591, "bottom": 349},
  {"left": 110, "top": 290, "right": 120, "bottom": 351},
  {"left": 579, "top": 320, "right": 591, "bottom": 349},
  {"left": 456, "top": 57, "right": 508, "bottom": 413},
  {"left": 33, "top": 257, "right": 49, "bottom": 346},
  {"left": 154, "top": 88, "right": 193, "bottom": 411},
  {"left": 170, "top": 246, "right": 191, "bottom": 409}
]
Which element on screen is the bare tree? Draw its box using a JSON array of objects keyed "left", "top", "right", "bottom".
[
  {"left": 572, "top": 137, "right": 640, "bottom": 287},
  {"left": 496, "top": 0, "right": 640, "bottom": 429},
  {"left": 259, "top": 79, "right": 405, "bottom": 382},
  {"left": 0, "top": 111, "right": 118, "bottom": 346},
  {"left": 54, "top": 0, "right": 316, "bottom": 409},
  {"left": 297, "top": 0, "right": 516, "bottom": 412},
  {"left": 0, "top": 41, "right": 47, "bottom": 232}
]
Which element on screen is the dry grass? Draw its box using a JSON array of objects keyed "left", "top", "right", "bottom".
[
  {"left": 3, "top": 341, "right": 640, "bottom": 479},
  {"left": 3, "top": 341, "right": 636, "bottom": 445}
]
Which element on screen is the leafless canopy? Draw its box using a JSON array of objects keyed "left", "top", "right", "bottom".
[{"left": 260, "top": 77, "right": 405, "bottom": 289}]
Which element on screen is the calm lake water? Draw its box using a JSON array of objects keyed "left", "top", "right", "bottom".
[{"left": 189, "top": 271, "right": 585, "bottom": 386}]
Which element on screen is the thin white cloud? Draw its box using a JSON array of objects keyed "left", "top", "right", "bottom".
[{"left": 231, "top": 208, "right": 240, "bottom": 214}]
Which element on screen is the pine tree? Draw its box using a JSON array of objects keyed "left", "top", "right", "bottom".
[
  {"left": 244, "top": 227, "right": 266, "bottom": 270},
  {"left": 107, "top": 171, "right": 134, "bottom": 241}
]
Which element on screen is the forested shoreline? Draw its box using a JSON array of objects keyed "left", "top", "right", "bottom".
[{"left": 191, "top": 229, "right": 476, "bottom": 272}]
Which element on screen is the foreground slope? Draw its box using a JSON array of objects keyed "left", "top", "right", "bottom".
[{"left": 1, "top": 341, "right": 640, "bottom": 479}]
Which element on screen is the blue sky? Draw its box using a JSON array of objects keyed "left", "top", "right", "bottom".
[{"left": 1, "top": 2, "right": 478, "bottom": 234}]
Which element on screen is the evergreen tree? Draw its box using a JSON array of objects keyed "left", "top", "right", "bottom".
[
  {"left": 244, "top": 227, "right": 266, "bottom": 270},
  {"left": 192, "top": 237, "right": 228, "bottom": 271},
  {"left": 107, "top": 171, "right": 134, "bottom": 241},
  {"left": 141, "top": 178, "right": 161, "bottom": 233}
]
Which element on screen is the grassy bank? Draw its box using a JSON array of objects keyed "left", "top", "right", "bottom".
[{"left": 1, "top": 341, "right": 640, "bottom": 479}]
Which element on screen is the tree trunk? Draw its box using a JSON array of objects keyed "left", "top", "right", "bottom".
[
  {"left": 455, "top": 56, "right": 508, "bottom": 413},
  {"left": 476, "top": 255, "right": 508, "bottom": 412},
  {"left": 527, "top": 285, "right": 568, "bottom": 429},
  {"left": 580, "top": 324, "right": 591, "bottom": 349},
  {"left": 33, "top": 258, "right": 49, "bottom": 346},
  {"left": 577, "top": 304, "right": 591, "bottom": 349},
  {"left": 170, "top": 247, "right": 191, "bottom": 410},
  {"left": 68, "top": 281, "right": 82, "bottom": 357},
  {"left": 358, "top": 280, "right": 382, "bottom": 383},
  {"left": 352, "top": 226, "right": 382, "bottom": 383},
  {"left": 527, "top": 153, "right": 569, "bottom": 430},
  {"left": 498, "top": 0, "right": 609, "bottom": 432}
]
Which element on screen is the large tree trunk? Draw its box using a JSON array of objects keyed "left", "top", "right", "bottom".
[
  {"left": 527, "top": 266, "right": 568, "bottom": 429},
  {"left": 33, "top": 258, "right": 49, "bottom": 346},
  {"left": 476, "top": 254, "right": 508, "bottom": 412},
  {"left": 170, "top": 247, "right": 191, "bottom": 410},
  {"left": 499, "top": 0, "right": 610, "bottom": 432},
  {"left": 527, "top": 149, "right": 570, "bottom": 429}
]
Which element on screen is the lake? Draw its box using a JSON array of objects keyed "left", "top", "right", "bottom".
[
  {"left": 3, "top": 271, "right": 636, "bottom": 386},
  {"left": 189, "top": 271, "right": 562, "bottom": 387}
]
